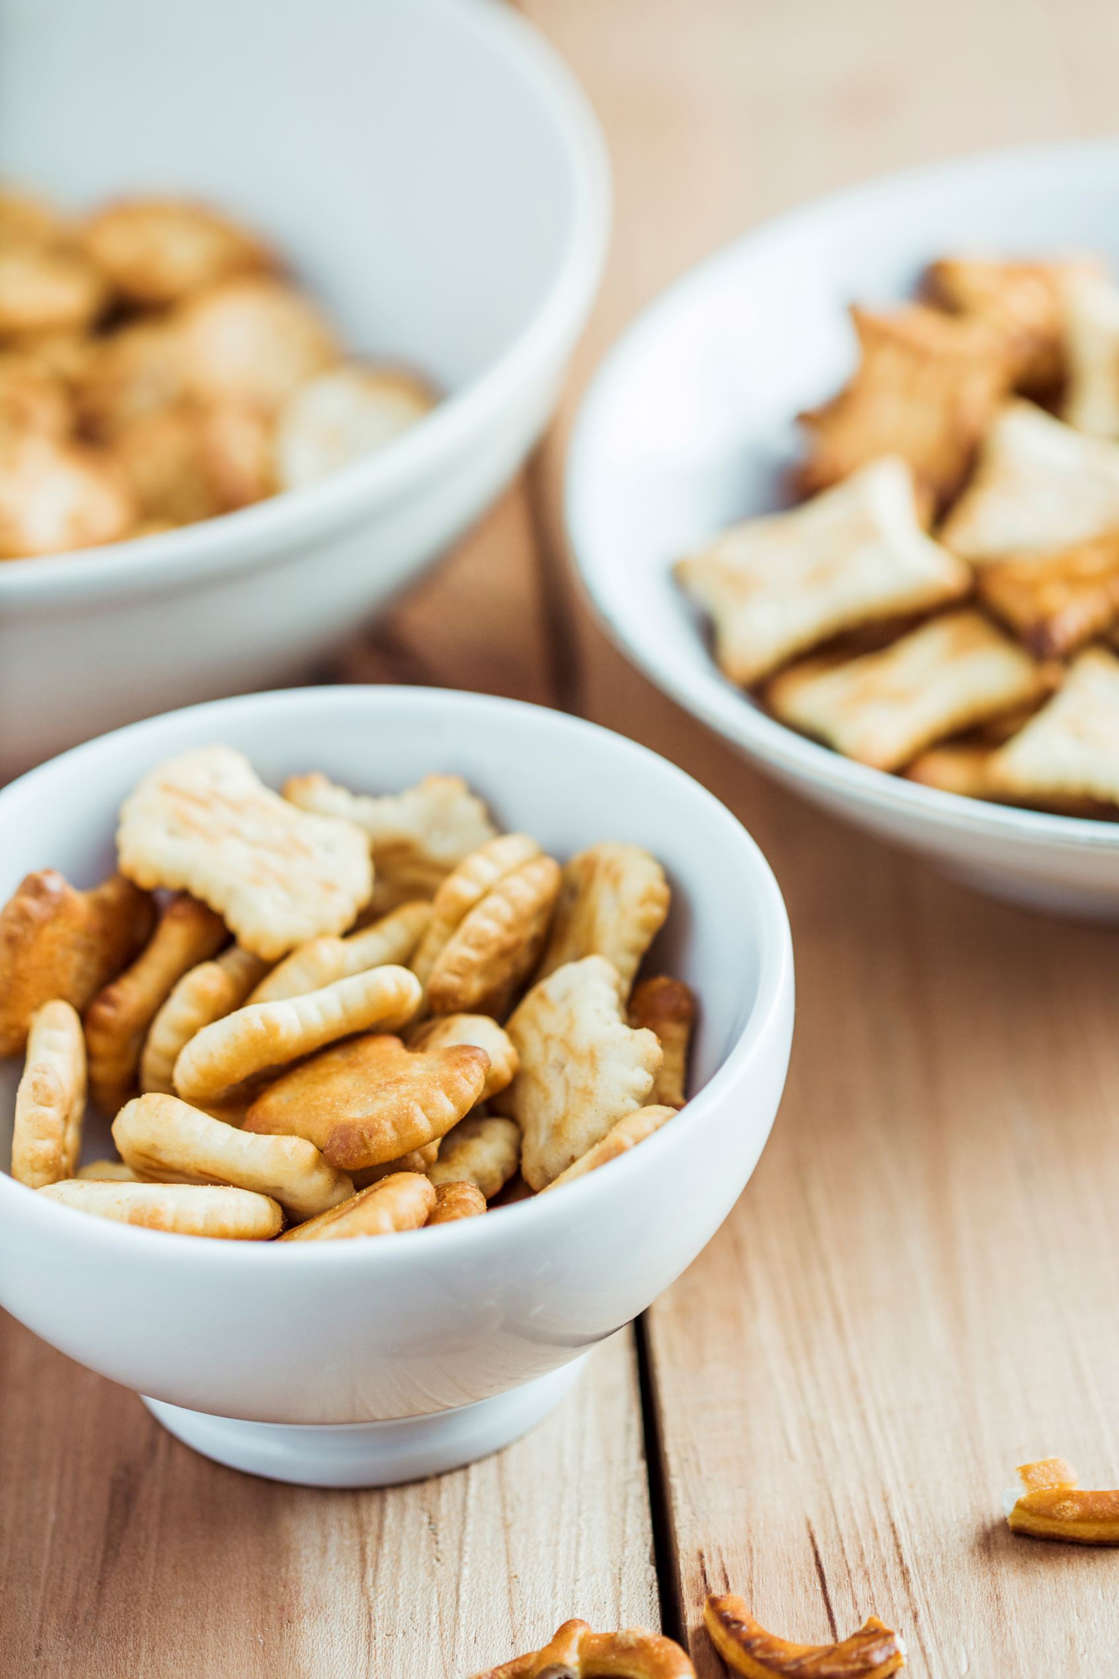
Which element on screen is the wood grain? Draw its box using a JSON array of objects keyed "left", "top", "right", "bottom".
[{"left": 521, "top": 2, "right": 1119, "bottom": 1673}]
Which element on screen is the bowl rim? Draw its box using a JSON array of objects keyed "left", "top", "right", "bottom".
[
  {"left": 0, "top": 684, "right": 794, "bottom": 1265},
  {"left": 564, "top": 137, "right": 1119, "bottom": 854},
  {"left": 0, "top": 0, "right": 611, "bottom": 609}
]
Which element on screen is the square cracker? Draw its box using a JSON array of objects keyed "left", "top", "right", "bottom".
[
  {"left": 765, "top": 609, "right": 1046, "bottom": 772},
  {"left": 1060, "top": 268, "right": 1119, "bottom": 438},
  {"left": 117, "top": 745, "right": 372, "bottom": 960},
  {"left": 940, "top": 401, "right": 1119, "bottom": 562},
  {"left": 796, "top": 302, "right": 1012, "bottom": 507},
  {"left": 987, "top": 648, "right": 1119, "bottom": 807},
  {"left": 925, "top": 255, "right": 1100, "bottom": 397},
  {"left": 675, "top": 457, "right": 970, "bottom": 687},
  {"left": 977, "top": 532, "right": 1119, "bottom": 658}
]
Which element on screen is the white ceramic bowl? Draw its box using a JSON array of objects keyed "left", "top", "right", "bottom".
[
  {"left": 567, "top": 142, "right": 1119, "bottom": 920},
  {"left": 0, "top": 687, "right": 793, "bottom": 1486},
  {"left": 0, "top": 0, "right": 609, "bottom": 777}
]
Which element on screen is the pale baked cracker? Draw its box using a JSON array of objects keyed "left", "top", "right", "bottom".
[
  {"left": 987, "top": 648, "right": 1119, "bottom": 807},
  {"left": 0, "top": 242, "right": 107, "bottom": 337},
  {"left": 85, "top": 893, "right": 227, "bottom": 1113},
  {"left": 81, "top": 197, "right": 273, "bottom": 307},
  {"left": 542, "top": 1106, "right": 677, "bottom": 1192},
  {"left": 177, "top": 276, "right": 338, "bottom": 413},
  {"left": 0, "top": 435, "right": 135, "bottom": 559},
  {"left": 765, "top": 609, "right": 1046, "bottom": 772},
  {"left": 409, "top": 1014, "right": 518, "bottom": 1099},
  {"left": 428, "top": 1114, "right": 521, "bottom": 1200},
  {"left": 140, "top": 944, "right": 269, "bottom": 1094},
  {"left": 675, "top": 456, "right": 970, "bottom": 686},
  {"left": 244, "top": 1031, "right": 486, "bottom": 1167},
  {"left": 628, "top": 976, "right": 696, "bottom": 1109},
  {"left": 278, "top": 1171, "right": 434, "bottom": 1242},
  {"left": 275, "top": 364, "right": 436, "bottom": 490},
  {"left": 10, "top": 1000, "right": 86, "bottom": 1188},
  {"left": 247, "top": 900, "right": 431, "bottom": 1005},
  {"left": 0, "top": 870, "right": 154, "bottom": 1057},
  {"left": 113, "top": 1093, "right": 352, "bottom": 1221},
  {"left": 173, "top": 964, "right": 421, "bottom": 1103},
  {"left": 796, "top": 303, "right": 1012, "bottom": 506},
  {"left": 941, "top": 401, "right": 1119, "bottom": 561},
  {"left": 977, "top": 532, "right": 1119, "bottom": 659},
  {"left": 117, "top": 745, "right": 373, "bottom": 960},
  {"left": 282, "top": 772, "right": 497, "bottom": 913},
  {"left": 352, "top": 1140, "right": 439, "bottom": 1190},
  {"left": 38, "top": 1178, "right": 282, "bottom": 1238},
  {"left": 425, "top": 853, "right": 561, "bottom": 1018},
  {"left": 926, "top": 254, "right": 1100, "bottom": 396},
  {"left": 1060, "top": 268, "right": 1119, "bottom": 437},
  {"left": 426, "top": 1181, "right": 487, "bottom": 1226},
  {"left": 403, "top": 832, "right": 540, "bottom": 988},
  {"left": 499, "top": 955, "right": 662, "bottom": 1191},
  {"left": 539, "top": 843, "right": 670, "bottom": 996}
]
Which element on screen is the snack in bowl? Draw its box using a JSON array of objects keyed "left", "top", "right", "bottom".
[
  {"left": 674, "top": 249, "right": 1119, "bottom": 820},
  {"left": 0, "top": 185, "right": 437, "bottom": 560},
  {"left": 3, "top": 747, "right": 706, "bottom": 1241}
]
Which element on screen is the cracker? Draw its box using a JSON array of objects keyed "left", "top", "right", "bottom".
[
  {"left": 796, "top": 303, "right": 1012, "bottom": 506},
  {"left": 278, "top": 1171, "right": 434, "bottom": 1242},
  {"left": 0, "top": 434, "right": 135, "bottom": 559},
  {"left": 140, "top": 944, "right": 268, "bottom": 1095},
  {"left": 426, "top": 1181, "right": 487, "bottom": 1226},
  {"left": 275, "top": 364, "right": 436, "bottom": 489},
  {"left": 424, "top": 853, "right": 561, "bottom": 1018},
  {"left": 675, "top": 457, "right": 970, "bottom": 685},
  {"left": 85, "top": 893, "right": 227, "bottom": 1113},
  {"left": 0, "top": 242, "right": 107, "bottom": 337},
  {"left": 116, "top": 744, "right": 373, "bottom": 960},
  {"left": 108, "top": 401, "right": 271, "bottom": 526},
  {"left": 0, "top": 351, "right": 71, "bottom": 442},
  {"left": 428, "top": 1114, "right": 521, "bottom": 1200},
  {"left": 628, "top": 977, "right": 696, "bottom": 1108},
  {"left": 977, "top": 532, "right": 1119, "bottom": 658},
  {"left": 499, "top": 955, "right": 662, "bottom": 1191},
  {"left": 409, "top": 1014, "right": 518, "bottom": 1099},
  {"left": 941, "top": 401, "right": 1119, "bottom": 561},
  {"left": 75, "top": 1158, "right": 143, "bottom": 1182},
  {"left": 173, "top": 964, "right": 421, "bottom": 1103},
  {"left": 905, "top": 742, "right": 1000, "bottom": 801},
  {"left": 410, "top": 834, "right": 539, "bottom": 978},
  {"left": 10, "top": 1000, "right": 86, "bottom": 1188},
  {"left": 112, "top": 1093, "right": 352, "bottom": 1221},
  {"left": 543, "top": 1105, "right": 677, "bottom": 1192},
  {"left": 987, "top": 648, "right": 1119, "bottom": 807},
  {"left": 1060, "top": 268, "right": 1119, "bottom": 437},
  {"left": 352, "top": 1140, "right": 439, "bottom": 1190},
  {"left": 247, "top": 901, "right": 431, "bottom": 1005},
  {"left": 926, "top": 254, "right": 1099, "bottom": 396},
  {"left": 177, "top": 277, "right": 338, "bottom": 413},
  {"left": 284, "top": 772, "right": 499, "bottom": 912},
  {"left": 765, "top": 610, "right": 1046, "bottom": 772},
  {"left": 38, "top": 1179, "right": 282, "bottom": 1239},
  {"left": 0, "top": 185, "right": 64, "bottom": 247},
  {"left": 0, "top": 870, "right": 154, "bottom": 1058},
  {"left": 539, "top": 843, "right": 670, "bottom": 996},
  {"left": 81, "top": 197, "right": 273, "bottom": 307},
  {"left": 75, "top": 318, "right": 187, "bottom": 440}
]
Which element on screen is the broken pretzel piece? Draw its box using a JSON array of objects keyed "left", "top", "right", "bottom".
[
  {"left": 1006, "top": 1458, "right": 1119, "bottom": 1544},
  {"left": 704, "top": 1595, "right": 905, "bottom": 1678},
  {"left": 470, "top": 1618, "right": 696, "bottom": 1678}
]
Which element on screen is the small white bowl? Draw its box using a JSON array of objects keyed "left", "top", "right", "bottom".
[
  {"left": 567, "top": 141, "right": 1119, "bottom": 920},
  {"left": 0, "top": 0, "right": 609, "bottom": 776},
  {"left": 0, "top": 687, "right": 793, "bottom": 1486}
]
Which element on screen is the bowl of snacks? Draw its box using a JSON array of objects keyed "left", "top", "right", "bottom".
[
  {"left": 567, "top": 141, "right": 1119, "bottom": 918},
  {"left": 0, "top": 686, "right": 793, "bottom": 1486},
  {"left": 0, "top": 0, "right": 609, "bottom": 773}
]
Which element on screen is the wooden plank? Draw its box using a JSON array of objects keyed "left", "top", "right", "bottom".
[
  {"left": 522, "top": 1, "right": 1119, "bottom": 1672},
  {"left": 0, "top": 1320, "right": 656, "bottom": 1678}
]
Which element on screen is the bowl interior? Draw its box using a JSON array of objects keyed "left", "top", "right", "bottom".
[
  {"left": 1, "top": 0, "right": 581, "bottom": 397},
  {"left": 567, "top": 141, "right": 1119, "bottom": 845},
  {"left": 0, "top": 687, "right": 783, "bottom": 1174}
]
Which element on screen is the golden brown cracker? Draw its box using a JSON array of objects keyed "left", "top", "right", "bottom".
[
  {"left": 428, "top": 1114, "right": 521, "bottom": 1200},
  {"left": 424, "top": 852, "right": 561, "bottom": 1018},
  {"left": 539, "top": 843, "right": 670, "bottom": 997},
  {"left": 81, "top": 197, "right": 273, "bottom": 307},
  {"left": 140, "top": 944, "right": 268, "bottom": 1095},
  {"left": 408, "top": 1014, "right": 518, "bottom": 1099},
  {"left": 628, "top": 977, "right": 696, "bottom": 1108},
  {"left": 247, "top": 900, "right": 431, "bottom": 1005},
  {"left": 10, "top": 999, "right": 86, "bottom": 1188},
  {"left": 278, "top": 1171, "right": 434, "bottom": 1242},
  {"left": 38, "top": 1178, "right": 282, "bottom": 1238},
  {"left": 426, "top": 1181, "right": 487, "bottom": 1226},
  {"left": 543, "top": 1105, "right": 677, "bottom": 1191}
]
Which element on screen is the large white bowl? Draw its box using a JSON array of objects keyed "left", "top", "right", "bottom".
[
  {"left": 0, "top": 0, "right": 609, "bottom": 776},
  {"left": 0, "top": 687, "right": 793, "bottom": 1485},
  {"left": 567, "top": 142, "right": 1119, "bottom": 920}
]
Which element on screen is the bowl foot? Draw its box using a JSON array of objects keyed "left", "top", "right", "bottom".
[{"left": 142, "top": 1358, "right": 586, "bottom": 1487}]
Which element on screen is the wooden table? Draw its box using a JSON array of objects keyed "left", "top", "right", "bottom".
[{"left": 5, "top": 4, "right": 1119, "bottom": 1673}]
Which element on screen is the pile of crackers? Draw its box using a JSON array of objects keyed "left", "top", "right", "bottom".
[
  {"left": 677, "top": 255, "right": 1119, "bottom": 815},
  {"left": 1, "top": 748, "right": 695, "bottom": 1242},
  {"left": 0, "top": 183, "right": 433, "bottom": 560}
]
